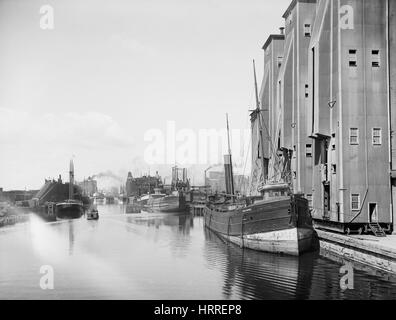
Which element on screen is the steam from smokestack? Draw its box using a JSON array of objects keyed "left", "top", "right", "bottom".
[{"left": 92, "top": 171, "right": 123, "bottom": 183}]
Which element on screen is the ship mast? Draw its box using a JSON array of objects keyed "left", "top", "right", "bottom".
[
  {"left": 224, "top": 113, "right": 235, "bottom": 197},
  {"left": 69, "top": 159, "right": 74, "bottom": 200},
  {"left": 253, "top": 59, "right": 267, "bottom": 184}
]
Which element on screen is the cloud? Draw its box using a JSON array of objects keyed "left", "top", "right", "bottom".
[{"left": 0, "top": 108, "right": 134, "bottom": 149}]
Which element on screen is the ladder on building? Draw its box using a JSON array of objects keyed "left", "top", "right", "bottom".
[{"left": 369, "top": 223, "right": 387, "bottom": 238}]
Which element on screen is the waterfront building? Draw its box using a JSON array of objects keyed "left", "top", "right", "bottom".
[
  {"left": 278, "top": 0, "right": 317, "bottom": 195},
  {"left": 206, "top": 170, "right": 249, "bottom": 195},
  {"left": 309, "top": 0, "right": 394, "bottom": 233},
  {"left": 250, "top": 33, "right": 285, "bottom": 196},
  {"left": 255, "top": 0, "right": 396, "bottom": 234},
  {"left": 125, "top": 172, "right": 162, "bottom": 197},
  {"left": 79, "top": 177, "right": 98, "bottom": 197},
  {"left": 390, "top": 0, "right": 396, "bottom": 233},
  {"left": 206, "top": 171, "right": 226, "bottom": 194}
]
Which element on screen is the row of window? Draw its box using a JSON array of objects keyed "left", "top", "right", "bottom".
[
  {"left": 350, "top": 128, "right": 382, "bottom": 145},
  {"left": 349, "top": 49, "right": 381, "bottom": 68},
  {"left": 305, "top": 193, "right": 370, "bottom": 212},
  {"left": 282, "top": 25, "right": 380, "bottom": 68},
  {"left": 304, "top": 129, "right": 381, "bottom": 159}
]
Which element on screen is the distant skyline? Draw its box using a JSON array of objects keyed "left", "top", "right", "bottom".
[{"left": 0, "top": 0, "right": 290, "bottom": 190}]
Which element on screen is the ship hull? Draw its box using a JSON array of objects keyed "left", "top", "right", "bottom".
[
  {"left": 56, "top": 203, "right": 83, "bottom": 220},
  {"left": 146, "top": 195, "right": 187, "bottom": 213},
  {"left": 204, "top": 196, "right": 315, "bottom": 256},
  {"left": 215, "top": 228, "right": 314, "bottom": 256}
]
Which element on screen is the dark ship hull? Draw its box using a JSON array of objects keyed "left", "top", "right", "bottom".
[
  {"left": 56, "top": 201, "right": 83, "bottom": 220},
  {"left": 204, "top": 195, "right": 315, "bottom": 256},
  {"left": 146, "top": 194, "right": 187, "bottom": 213}
]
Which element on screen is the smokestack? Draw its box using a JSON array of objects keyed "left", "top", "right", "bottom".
[
  {"left": 279, "top": 27, "right": 285, "bottom": 35},
  {"left": 224, "top": 155, "right": 235, "bottom": 196},
  {"left": 224, "top": 114, "right": 235, "bottom": 196},
  {"left": 183, "top": 168, "right": 187, "bottom": 183},
  {"left": 69, "top": 159, "right": 74, "bottom": 200}
]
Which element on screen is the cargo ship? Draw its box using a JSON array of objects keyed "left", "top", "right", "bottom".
[
  {"left": 144, "top": 167, "right": 189, "bottom": 213},
  {"left": 55, "top": 159, "right": 83, "bottom": 220},
  {"left": 204, "top": 62, "right": 315, "bottom": 256},
  {"left": 204, "top": 186, "right": 315, "bottom": 256},
  {"left": 56, "top": 199, "right": 84, "bottom": 220},
  {"left": 146, "top": 190, "right": 187, "bottom": 213}
]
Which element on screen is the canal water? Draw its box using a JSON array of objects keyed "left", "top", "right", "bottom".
[{"left": 1, "top": 204, "right": 396, "bottom": 300}]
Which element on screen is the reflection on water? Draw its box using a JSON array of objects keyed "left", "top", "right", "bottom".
[
  {"left": 0, "top": 205, "right": 396, "bottom": 300},
  {"left": 68, "top": 222, "right": 75, "bottom": 256},
  {"left": 204, "top": 229, "right": 317, "bottom": 299}
]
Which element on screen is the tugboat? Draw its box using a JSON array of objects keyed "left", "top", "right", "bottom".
[
  {"left": 56, "top": 159, "right": 84, "bottom": 220},
  {"left": 87, "top": 205, "right": 99, "bottom": 220},
  {"left": 204, "top": 62, "right": 315, "bottom": 256}
]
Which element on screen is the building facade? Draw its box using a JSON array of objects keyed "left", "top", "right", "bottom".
[
  {"left": 79, "top": 177, "right": 98, "bottom": 197},
  {"left": 256, "top": 0, "right": 396, "bottom": 234},
  {"left": 309, "top": 0, "right": 394, "bottom": 233},
  {"left": 279, "top": 0, "right": 317, "bottom": 195},
  {"left": 125, "top": 172, "right": 162, "bottom": 197},
  {"left": 250, "top": 34, "right": 285, "bottom": 196}
]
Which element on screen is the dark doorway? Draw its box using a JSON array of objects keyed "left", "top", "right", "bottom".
[
  {"left": 369, "top": 203, "right": 378, "bottom": 223},
  {"left": 323, "top": 183, "right": 330, "bottom": 220}
]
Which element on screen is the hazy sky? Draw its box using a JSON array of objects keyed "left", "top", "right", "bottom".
[{"left": 0, "top": 0, "right": 290, "bottom": 190}]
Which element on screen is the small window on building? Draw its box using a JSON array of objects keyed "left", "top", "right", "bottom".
[
  {"left": 293, "top": 171, "right": 297, "bottom": 179},
  {"left": 306, "top": 194, "right": 313, "bottom": 208},
  {"left": 351, "top": 194, "right": 361, "bottom": 211},
  {"left": 349, "top": 49, "right": 357, "bottom": 67},
  {"left": 305, "top": 84, "right": 309, "bottom": 98},
  {"left": 331, "top": 164, "right": 336, "bottom": 174},
  {"left": 332, "top": 144, "right": 336, "bottom": 151},
  {"left": 306, "top": 144, "right": 312, "bottom": 158},
  {"left": 372, "top": 50, "right": 380, "bottom": 68},
  {"left": 304, "top": 24, "right": 311, "bottom": 37},
  {"left": 349, "top": 128, "right": 359, "bottom": 145},
  {"left": 277, "top": 56, "right": 283, "bottom": 68},
  {"left": 372, "top": 128, "right": 382, "bottom": 145}
]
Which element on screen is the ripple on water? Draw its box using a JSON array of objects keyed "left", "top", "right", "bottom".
[{"left": 1, "top": 207, "right": 396, "bottom": 299}]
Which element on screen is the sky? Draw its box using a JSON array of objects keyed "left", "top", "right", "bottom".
[{"left": 0, "top": 0, "right": 290, "bottom": 190}]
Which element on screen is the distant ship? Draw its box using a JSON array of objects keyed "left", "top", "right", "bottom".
[
  {"left": 146, "top": 189, "right": 187, "bottom": 213},
  {"left": 87, "top": 205, "right": 99, "bottom": 220},
  {"left": 93, "top": 192, "right": 105, "bottom": 205},
  {"left": 56, "top": 160, "right": 83, "bottom": 220},
  {"left": 144, "top": 167, "right": 189, "bottom": 213},
  {"left": 56, "top": 199, "right": 84, "bottom": 220}
]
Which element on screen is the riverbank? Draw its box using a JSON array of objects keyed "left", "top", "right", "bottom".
[{"left": 316, "top": 229, "right": 396, "bottom": 275}]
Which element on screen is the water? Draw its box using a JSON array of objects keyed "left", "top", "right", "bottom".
[{"left": 1, "top": 204, "right": 396, "bottom": 300}]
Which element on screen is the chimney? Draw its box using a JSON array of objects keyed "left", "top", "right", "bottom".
[{"left": 279, "top": 27, "right": 285, "bottom": 35}]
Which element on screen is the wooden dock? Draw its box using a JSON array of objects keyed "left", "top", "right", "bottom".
[{"left": 316, "top": 229, "right": 396, "bottom": 275}]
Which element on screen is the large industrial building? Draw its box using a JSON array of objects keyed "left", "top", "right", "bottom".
[
  {"left": 78, "top": 177, "right": 98, "bottom": 197},
  {"left": 252, "top": 0, "right": 396, "bottom": 235}
]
